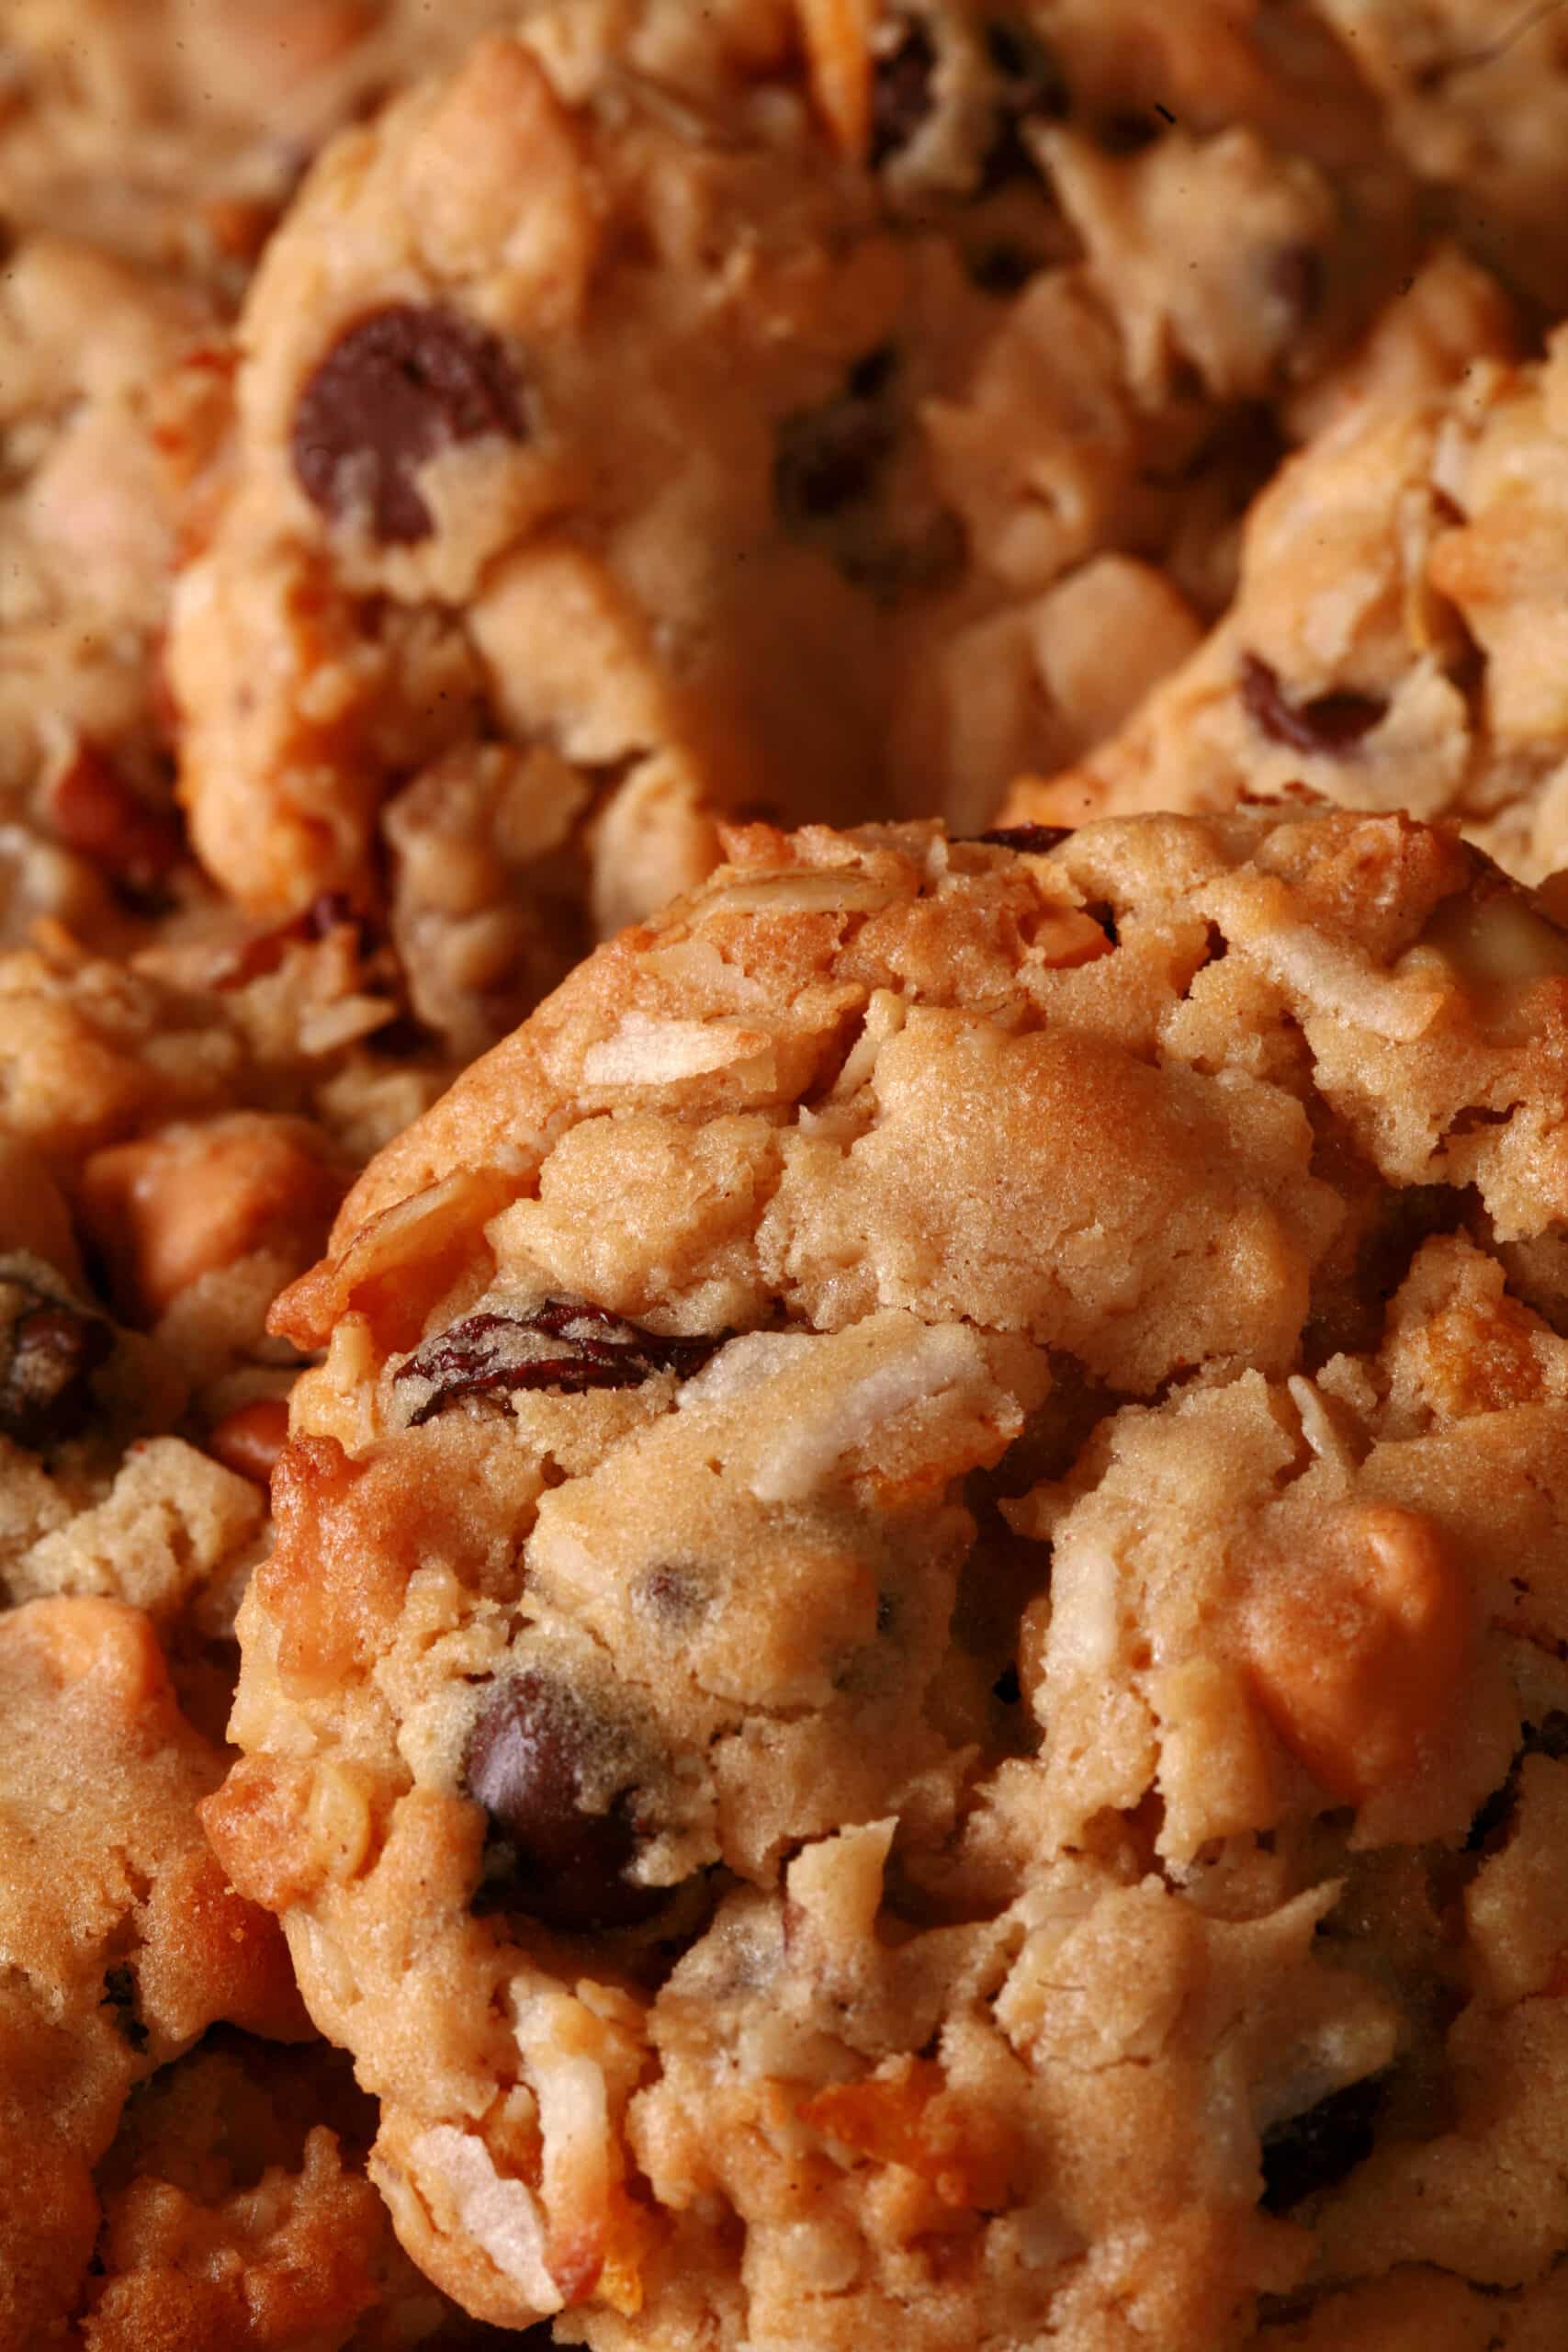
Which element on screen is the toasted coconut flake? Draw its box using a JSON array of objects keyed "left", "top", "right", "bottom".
[{"left": 407, "top": 2125, "right": 563, "bottom": 2312}]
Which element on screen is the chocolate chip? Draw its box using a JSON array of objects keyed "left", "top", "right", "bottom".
[
  {"left": 1269, "top": 243, "right": 1326, "bottom": 326},
  {"left": 292, "top": 303, "right": 526, "bottom": 545},
  {"left": 100, "top": 1962, "right": 148, "bottom": 2051},
  {"left": 775, "top": 357, "right": 899, "bottom": 528},
  {"left": 1239, "top": 653, "right": 1386, "bottom": 757},
  {"left": 870, "top": 16, "right": 938, "bottom": 166},
  {"left": 973, "top": 823, "right": 1072, "bottom": 854},
  {"left": 396, "top": 1299, "right": 723, "bottom": 1427},
  {"left": 0, "top": 1283, "right": 112, "bottom": 1451},
  {"left": 1260, "top": 2075, "right": 1382, "bottom": 2212},
  {"left": 465, "top": 1672, "right": 665, "bottom": 1932}
]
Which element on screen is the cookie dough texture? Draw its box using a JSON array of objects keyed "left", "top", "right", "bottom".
[
  {"left": 209, "top": 805, "right": 1568, "bottom": 2346},
  {"left": 1009, "top": 304, "right": 1568, "bottom": 883},
  {"left": 170, "top": 0, "right": 1415, "bottom": 1056},
  {"left": 0, "top": 1594, "right": 304, "bottom": 2352}
]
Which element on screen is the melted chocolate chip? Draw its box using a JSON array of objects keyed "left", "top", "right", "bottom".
[
  {"left": 1260, "top": 2075, "right": 1382, "bottom": 2212},
  {"left": 870, "top": 17, "right": 938, "bottom": 166},
  {"left": 0, "top": 1284, "right": 112, "bottom": 1451},
  {"left": 974, "top": 822, "right": 1071, "bottom": 854},
  {"left": 465, "top": 1672, "right": 665, "bottom": 1932},
  {"left": 396, "top": 1299, "right": 722, "bottom": 1427},
  {"left": 1239, "top": 653, "right": 1386, "bottom": 757},
  {"left": 292, "top": 303, "right": 526, "bottom": 544}
]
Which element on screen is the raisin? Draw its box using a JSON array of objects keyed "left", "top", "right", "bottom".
[
  {"left": 292, "top": 303, "right": 526, "bottom": 545},
  {"left": 0, "top": 1283, "right": 112, "bottom": 1451},
  {"left": 870, "top": 16, "right": 938, "bottom": 165},
  {"left": 973, "top": 823, "right": 1071, "bottom": 854},
  {"left": 465, "top": 1672, "right": 665, "bottom": 1932},
  {"left": 1239, "top": 652, "right": 1386, "bottom": 757},
  {"left": 46, "top": 741, "right": 185, "bottom": 893},
  {"left": 395, "top": 1299, "right": 722, "bottom": 1426},
  {"left": 1259, "top": 2075, "right": 1382, "bottom": 2212}
]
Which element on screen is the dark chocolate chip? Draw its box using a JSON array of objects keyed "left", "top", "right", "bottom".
[
  {"left": 100, "top": 1962, "right": 148, "bottom": 2051},
  {"left": 465, "top": 1672, "right": 665, "bottom": 1932},
  {"left": 1260, "top": 2075, "right": 1382, "bottom": 2212},
  {"left": 0, "top": 1285, "right": 112, "bottom": 1451},
  {"left": 774, "top": 373, "right": 898, "bottom": 527},
  {"left": 973, "top": 822, "right": 1072, "bottom": 854},
  {"left": 1239, "top": 653, "right": 1386, "bottom": 758},
  {"left": 396, "top": 1300, "right": 723, "bottom": 1427},
  {"left": 870, "top": 17, "right": 938, "bottom": 166},
  {"left": 292, "top": 303, "right": 525, "bottom": 545}
]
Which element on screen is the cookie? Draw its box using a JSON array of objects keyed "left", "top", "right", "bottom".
[
  {"left": 1003, "top": 266, "right": 1568, "bottom": 884},
  {"left": 207, "top": 804, "right": 1568, "bottom": 2344},
  {"left": 0, "top": 1594, "right": 305, "bottom": 2352},
  {"left": 0, "top": 0, "right": 529, "bottom": 276},
  {"left": 83, "top": 2028, "right": 527, "bottom": 2348},
  {"left": 169, "top": 0, "right": 1415, "bottom": 1056},
  {"left": 1310, "top": 0, "right": 1568, "bottom": 313}
]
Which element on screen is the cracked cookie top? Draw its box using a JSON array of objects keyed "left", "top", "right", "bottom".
[{"left": 208, "top": 803, "right": 1568, "bottom": 2346}]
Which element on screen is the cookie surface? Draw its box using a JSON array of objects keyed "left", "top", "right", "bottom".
[
  {"left": 0, "top": 1594, "right": 305, "bottom": 2352},
  {"left": 1005, "top": 286, "right": 1568, "bottom": 884},
  {"left": 208, "top": 804, "right": 1568, "bottom": 2345},
  {"left": 169, "top": 0, "right": 1415, "bottom": 1057}
]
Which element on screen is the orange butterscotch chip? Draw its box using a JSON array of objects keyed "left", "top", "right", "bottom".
[
  {"left": 208, "top": 1396, "right": 292, "bottom": 1487},
  {"left": 800, "top": 2059, "right": 1017, "bottom": 2210},
  {"left": 1244, "top": 1502, "right": 1472, "bottom": 1804}
]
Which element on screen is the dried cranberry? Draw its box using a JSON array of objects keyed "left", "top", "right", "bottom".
[
  {"left": 1239, "top": 653, "right": 1386, "bottom": 757},
  {"left": 46, "top": 742, "right": 184, "bottom": 892},
  {"left": 870, "top": 17, "right": 938, "bottom": 166},
  {"left": 466, "top": 1672, "right": 665, "bottom": 1932},
  {"left": 1260, "top": 2075, "right": 1382, "bottom": 2212},
  {"left": 395, "top": 1299, "right": 722, "bottom": 1427},
  {"left": 0, "top": 1283, "right": 112, "bottom": 1451},
  {"left": 291, "top": 303, "right": 526, "bottom": 544},
  {"left": 973, "top": 822, "right": 1072, "bottom": 854}
]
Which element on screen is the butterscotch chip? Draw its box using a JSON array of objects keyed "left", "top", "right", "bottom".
[{"left": 210, "top": 804, "right": 1568, "bottom": 2345}]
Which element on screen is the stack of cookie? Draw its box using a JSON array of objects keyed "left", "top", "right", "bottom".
[{"left": 6, "top": 6, "right": 1568, "bottom": 2347}]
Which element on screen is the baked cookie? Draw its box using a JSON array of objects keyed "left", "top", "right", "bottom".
[
  {"left": 170, "top": 0, "right": 1414, "bottom": 1055},
  {"left": 0, "top": 0, "right": 529, "bottom": 277},
  {"left": 1310, "top": 0, "right": 1568, "bottom": 313},
  {"left": 0, "top": 226, "right": 237, "bottom": 949},
  {"left": 1004, "top": 282, "right": 1568, "bottom": 884},
  {"left": 208, "top": 804, "right": 1568, "bottom": 2345},
  {"left": 82, "top": 2028, "right": 532, "bottom": 2348},
  {"left": 0, "top": 1593, "right": 304, "bottom": 2352}
]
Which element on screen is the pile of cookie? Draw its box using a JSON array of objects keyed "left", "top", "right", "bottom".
[{"left": 6, "top": 4, "right": 1568, "bottom": 2346}]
